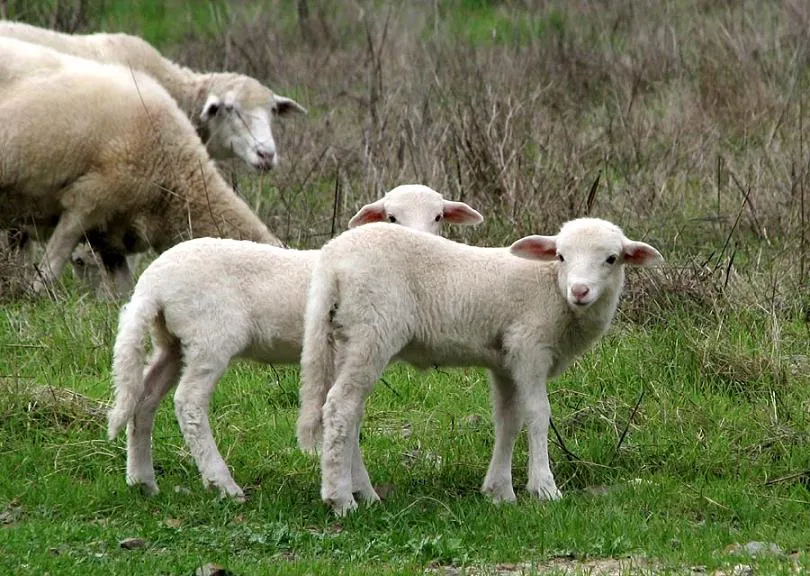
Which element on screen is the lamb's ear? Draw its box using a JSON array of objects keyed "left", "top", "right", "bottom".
[
  {"left": 274, "top": 95, "right": 308, "bottom": 116},
  {"left": 200, "top": 94, "right": 222, "bottom": 121},
  {"left": 442, "top": 201, "right": 484, "bottom": 225},
  {"left": 622, "top": 240, "right": 664, "bottom": 267},
  {"left": 348, "top": 199, "right": 386, "bottom": 228},
  {"left": 510, "top": 235, "right": 558, "bottom": 261}
]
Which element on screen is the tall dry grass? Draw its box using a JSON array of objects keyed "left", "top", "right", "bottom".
[{"left": 3, "top": 0, "right": 809, "bottom": 314}]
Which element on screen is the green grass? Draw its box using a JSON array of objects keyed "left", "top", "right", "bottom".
[
  {"left": 2, "top": 0, "right": 810, "bottom": 573},
  {"left": 1, "top": 292, "right": 808, "bottom": 574}
]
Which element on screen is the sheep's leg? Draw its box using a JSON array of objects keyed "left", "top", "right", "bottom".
[
  {"left": 482, "top": 370, "right": 522, "bottom": 503},
  {"left": 320, "top": 336, "right": 389, "bottom": 516},
  {"left": 517, "top": 364, "right": 561, "bottom": 501},
  {"left": 32, "top": 211, "right": 90, "bottom": 292},
  {"left": 126, "top": 344, "right": 182, "bottom": 495},
  {"left": 173, "top": 359, "right": 244, "bottom": 500},
  {"left": 99, "top": 248, "right": 134, "bottom": 298},
  {"left": 350, "top": 418, "right": 379, "bottom": 502}
]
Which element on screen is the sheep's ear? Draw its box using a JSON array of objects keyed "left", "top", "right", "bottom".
[
  {"left": 200, "top": 94, "right": 222, "bottom": 121},
  {"left": 274, "top": 95, "right": 308, "bottom": 116},
  {"left": 348, "top": 199, "right": 386, "bottom": 228},
  {"left": 622, "top": 240, "right": 664, "bottom": 267},
  {"left": 510, "top": 235, "right": 557, "bottom": 261},
  {"left": 442, "top": 201, "right": 484, "bottom": 225}
]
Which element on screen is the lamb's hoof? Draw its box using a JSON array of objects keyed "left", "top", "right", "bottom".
[
  {"left": 296, "top": 425, "right": 323, "bottom": 456},
  {"left": 325, "top": 494, "right": 358, "bottom": 517},
  {"left": 526, "top": 480, "right": 562, "bottom": 501},
  {"left": 354, "top": 486, "right": 381, "bottom": 504},
  {"left": 216, "top": 484, "right": 246, "bottom": 502},
  {"left": 127, "top": 477, "right": 159, "bottom": 496},
  {"left": 482, "top": 484, "right": 517, "bottom": 504}
]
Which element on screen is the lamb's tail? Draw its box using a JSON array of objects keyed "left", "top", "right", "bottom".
[
  {"left": 107, "top": 290, "right": 159, "bottom": 441},
  {"left": 296, "top": 259, "right": 338, "bottom": 453}
]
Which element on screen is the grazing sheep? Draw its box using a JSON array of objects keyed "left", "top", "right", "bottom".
[
  {"left": 0, "top": 20, "right": 307, "bottom": 170},
  {"left": 106, "top": 185, "right": 484, "bottom": 499},
  {"left": 296, "top": 218, "right": 663, "bottom": 515},
  {"left": 0, "top": 37, "right": 283, "bottom": 292}
]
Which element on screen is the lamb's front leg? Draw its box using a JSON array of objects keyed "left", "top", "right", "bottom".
[
  {"left": 520, "top": 371, "right": 562, "bottom": 500},
  {"left": 482, "top": 370, "right": 522, "bottom": 503}
]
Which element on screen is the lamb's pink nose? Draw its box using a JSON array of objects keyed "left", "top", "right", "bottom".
[{"left": 571, "top": 283, "right": 590, "bottom": 302}]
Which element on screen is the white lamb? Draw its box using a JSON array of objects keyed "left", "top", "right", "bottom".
[
  {"left": 106, "top": 184, "right": 484, "bottom": 500},
  {"left": 296, "top": 217, "right": 663, "bottom": 515},
  {"left": 0, "top": 20, "right": 306, "bottom": 170},
  {"left": 0, "top": 37, "right": 284, "bottom": 293}
]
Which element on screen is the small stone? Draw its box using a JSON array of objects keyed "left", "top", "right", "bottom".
[
  {"left": 193, "top": 563, "right": 235, "bottom": 576},
  {"left": 691, "top": 566, "right": 706, "bottom": 573},
  {"left": 374, "top": 483, "right": 395, "bottom": 500},
  {"left": 174, "top": 486, "right": 191, "bottom": 495},
  {"left": 726, "top": 541, "right": 783, "bottom": 558},
  {"left": 731, "top": 564, "right": 752, "bottom": 576},
  {"left": 164, "top": 517, "right": 182, "bottom": 529},
  {"left": 119, "top": 537, "right": 146, "bottom": 550},
  {"left": 743, "top": 541, "right": 783, "bottom": 556},
  {"left": 47, "top": 547, "right": 60, "bottom": 556},
  {"left": 462, "top": 414, "right": 482, "bottom": 427},
  {"left": 0, "top": 499, "right": 23, "bottom": 525},
  {"left": 584, "top": 485, "right": 612, "bottom": 497}
]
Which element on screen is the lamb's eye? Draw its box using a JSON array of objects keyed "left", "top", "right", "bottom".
[
  {"left": 434, "top": 214, "right": 442, "bottom": 222},
  {"left": 388, "top": 215, "right": 397, "bottom": 223},
  {"left": 557, "top": 254, "right": 565, "bottom": 262},
  {"left": 606, "top": 255, "right": 617, "bottom": 265}
]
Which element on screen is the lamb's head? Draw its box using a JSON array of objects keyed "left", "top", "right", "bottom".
[
  {"left": 198, "top": 75, "right": 306, "bottom": 171},
  {"left": 510, "top": 217, "right": 663, "bottom": 313},
  {"left": 347, "top": 184, "right": 484, "bottom": 234}
]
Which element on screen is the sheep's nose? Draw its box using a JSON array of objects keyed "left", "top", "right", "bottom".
[
  {"left": 257, "top": 149, "right": 275, "bottom": 163},
  {"left": 571, "top": 283, "right": 590, "bottom": 302}
]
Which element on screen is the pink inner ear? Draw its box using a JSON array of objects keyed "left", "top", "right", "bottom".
[
  {"left": 623, "top": 241, "right": 663, "bottom": 266},
  {"left": 442, "top": 201, "right": 484, "bottom": 225},
  {"left": 510, "top": 235, "right": 558, "bottom": 261},
  {"left": 348, "top": 205, "right": 386, "bottom": 228}
]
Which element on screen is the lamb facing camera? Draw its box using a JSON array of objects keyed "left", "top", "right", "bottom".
[{"left": 296, "top": 217, "right": 663, "bottom": 515}]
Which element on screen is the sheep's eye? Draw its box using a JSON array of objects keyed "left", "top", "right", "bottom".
[
  {"left": 606, "top": 255, "right": 617, "bottom": 265},
  {"left": 434, "top": 214, "right": 442, "bottom": 222},
  {"left": 557, "top": 254, "right": 565, "bottom": 262},
  {"left": 388, "top": 215, "right": 397, "bottom": 223}
]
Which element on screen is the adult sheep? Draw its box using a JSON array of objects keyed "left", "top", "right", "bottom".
[
  {"left": 0, "top": 20, "right": 306, "bottom": 170},
  {"left": 296, "top": 218, "right": 663, "bottom": 515},
  {"left": 0, "top": 37, "right": 284, "bottom": 292},
  {"left": 107, "top": 184, "right": 484, "bottom": 500}
]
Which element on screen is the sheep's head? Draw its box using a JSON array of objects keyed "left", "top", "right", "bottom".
[
  {"left": 198, "top": 75, "right": 306, "bottom": 171},
  {"left": 347, "top": 184, "right": 484, "bottom": 235},
  {"left": 509, "top": 218, "right": 663, "bottom": 313}
]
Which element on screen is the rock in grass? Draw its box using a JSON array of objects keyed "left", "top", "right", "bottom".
[
  {"left": 724, "top": 541, "right": 784, "bottom": 557},
  {"left": 119, "top": 537, "right": 146, "bottom": 550},
  {"left": 194, "top": 563, "right": 236, "bottom": 576},
  {"left": 731, "top": 564, "right": 753, "bottom": 576},
  {"left": 0, "top": 499, "right": 24, "bottom": 525}
]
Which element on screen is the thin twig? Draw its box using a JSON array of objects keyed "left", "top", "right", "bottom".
[
  {"left": 549, "top": 417, "right": 581, "bottom": 462},
  {"left": 379, "top": 377, "right": 402, "bottom": 399},
  {"left": 610, "top": 386, "right": 645, "bottom": 466}
]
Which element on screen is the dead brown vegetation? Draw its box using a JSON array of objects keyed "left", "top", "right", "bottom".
[{"left": 3, "top": 0, "right": 809, "bottom": 314}]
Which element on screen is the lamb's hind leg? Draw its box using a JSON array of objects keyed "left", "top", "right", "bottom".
[
  {"left": 126, "top": 342, "right": 182, "bottom": 494},
  {"left": 173, "top": 355, "right": 243, "bottom": 500},
  {"left": 320, "top": 332, "right": 393, "bottom": 516}
]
